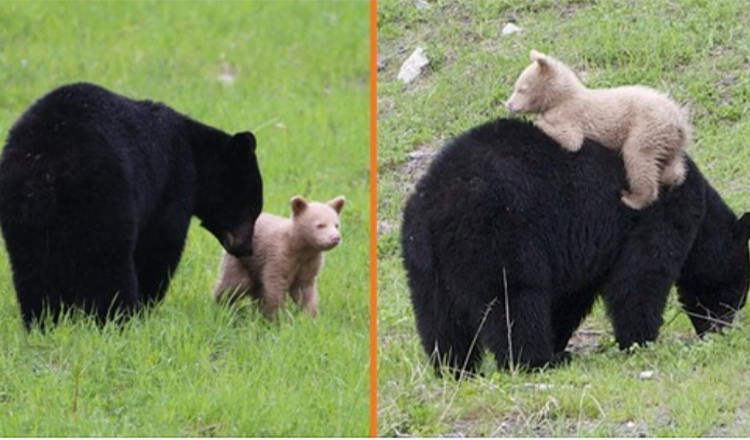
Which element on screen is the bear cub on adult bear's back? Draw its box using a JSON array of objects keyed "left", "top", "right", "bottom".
[
  {"left": 0, "top": 82, "right": 263, "bottom": 328},
  {"left": 506, "top": 50, "right": 691, "bottom": 210},
  {"left": 214, "top": 196, "right": 345, "bottom": 318}
]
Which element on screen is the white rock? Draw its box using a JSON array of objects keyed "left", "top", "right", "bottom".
[
  {"left": 406, "top": 151, "right": 435, "bottom": 160},
  {"left": 501, "top": 23, "right": 523, "bottom": 36},
  {"left": 217, "top": 72, "right": 236, "bottom": 85},
  {"left": 398, "top": 47, "right": 430, "bottom": 84},
  {"left": 415, "top": 0, "right": 430, "bottom": 10},
  {"left": 639, "top": 370, "right": 655, "bottom": 380},
  {"left": 522, "top": 382, "right": 553, "bottom": 391}
]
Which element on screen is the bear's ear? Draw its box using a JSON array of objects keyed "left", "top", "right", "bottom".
[
  {"left": 327, "top": 196, "right": 346, "bottom": 214},
  {"left": 291, "top": 196, "right": 308, "bottom": 216},
  {"left": 530, "top": 49, "right": 552, "bottom": 72},
  {"left": 228, "top": 131, "right": 257, "bottom": 153},
  {"left": 736, "top": 212, "right": 750, "bottom": 243}
]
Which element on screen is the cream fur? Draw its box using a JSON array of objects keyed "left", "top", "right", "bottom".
[
  {"left": 213, "top": 196, "right": 345, "bottom": 318},
  {"left": 506, "top": 50, "right": 692, "bottom": 210}
]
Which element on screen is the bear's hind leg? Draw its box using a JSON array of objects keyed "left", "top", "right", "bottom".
[
  {"left": 2, "top": 208, "right": 140, "bottom": 328},
  {"left": 482, "top": 286, "right": 556, "bottom": 370},
  {"left": 420, "top": 308, "right": 484, "bottom": 379},
  {"left": 409, "top": 272, "right": 483, "bottom": 378}
]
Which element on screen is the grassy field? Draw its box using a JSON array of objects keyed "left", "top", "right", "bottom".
[
  {"left": 377, "top": 0, "right": 750, "bottom": 436},
  {"left": 0, "top": 1, "right": 370, "bottom": 436}
]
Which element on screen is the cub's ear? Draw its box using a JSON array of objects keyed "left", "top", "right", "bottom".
[
  {"left": 530, "top": 49, "right": 552, "bottom": 72},
  {"left": 736, "top": 212, "right": 750, "bottom": 242},
  {"left": 327, "top": 196, "right": 346, "bottom": 214},
  {"left": 291, "top": 196, "right": 308, "bottom": 216},
  {"left": 228, "top": 131, "right": 257, "bottom": 153},
  {"left": 530, "top": 49, "right": 546, "bottom": 61}
]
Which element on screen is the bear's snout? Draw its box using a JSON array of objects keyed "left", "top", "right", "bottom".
[
  {"left": 506, "top": 99, "right": 519, "bottom": 113},
  {"left": 224, "top": 233, "right": 254, "bottom": 258}
]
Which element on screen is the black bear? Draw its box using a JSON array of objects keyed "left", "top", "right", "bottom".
[
  {"left": 402, "top": 118, "right": 750, "bottom": 375},
  {"left": 0, "top": 83, "right": 264, "bottom": 328}
]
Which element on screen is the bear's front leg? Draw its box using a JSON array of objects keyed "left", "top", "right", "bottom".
[
  {"left": 300, "top": 279, "right": 319, "bottom": 318},
  {"left": 603, "top": 256, "right": 675, "bottom": 349},
  {"left": 535, "top": 118, "right": 584, "bottom": 152}
]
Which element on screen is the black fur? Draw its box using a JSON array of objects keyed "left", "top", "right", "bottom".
[
  {"left": 401, "top": 118, "right": 749, "bottom": 375},
  {"left": 0, "top": 83, "right": 264, "bottom": 328}
]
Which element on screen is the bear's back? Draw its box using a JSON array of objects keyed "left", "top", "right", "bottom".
[
  {"left": 403, "top": 118, "right": 705, "bottom": 298},
  {"left": 4, "top": 83, "right": 186, "bottom": 162},
  {"left": 0, "top": 83, "right": 200, "bottom": 225}
]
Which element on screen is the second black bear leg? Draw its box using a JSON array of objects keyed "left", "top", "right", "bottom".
[
  {"left": 482, "top": 287, "right": 555, "bottom": 370},
  {"left": 90, "top": 258, "right": 141, "bottom": 325},
  {"left": 551, "top": 286, "right": 599, "bottom": 354},
  {"left": 603, "top": 275, "right": 672, "bottom": 350},
  {"left": 134, "top": 215, "right": 189, "bottom": 306}
]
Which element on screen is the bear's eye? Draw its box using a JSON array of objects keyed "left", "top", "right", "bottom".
[
  {"left": 316, "top": 223, "right": 326, "bottom": 229},
  {"left": 335, "top": 224, "right": 340, "bottom": 229},
  {"left": 518, "top": 86, "right": 527, "bottom": 94}
]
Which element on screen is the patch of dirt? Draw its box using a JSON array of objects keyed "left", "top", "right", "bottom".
[
  {"left": 566, "top": 325, "right": 606, "bottom": 354},
  {"left": 399, "top": 142, "right": 440, "bottom": 183},
  {"left": 378, "top": 221, "right": 394, "bottom": 237}
]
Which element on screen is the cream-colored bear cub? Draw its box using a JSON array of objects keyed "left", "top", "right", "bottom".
[
  {"left": 506, "top": 50, "right": 691, "bottom": 210},
  {"left": 214, "top": 196, "right": 345, "bottom": 318}
]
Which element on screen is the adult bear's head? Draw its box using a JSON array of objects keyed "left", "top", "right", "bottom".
[
  {"left": 678, "top": 208, "right": 750, "bottom": 336},
  {"left": 197, "top": 131, "right": 263, "bottom": 258}
]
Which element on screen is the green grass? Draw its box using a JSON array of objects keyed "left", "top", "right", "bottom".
[
  {"left": 0, "top": 1, "right": 370, "bottom": 436},
  {"left": 377, "top": 0, "right": 750, "bottom": 436}
]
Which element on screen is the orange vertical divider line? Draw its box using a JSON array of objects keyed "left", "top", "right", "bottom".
[{"left": 369, "top": 0, "right": 379, "bottom": 437}]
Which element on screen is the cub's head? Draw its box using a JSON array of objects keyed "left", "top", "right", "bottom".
[
  {"left": 290, "top": 196, "right": 346, "bottom": 251},
  {"left": 200, "top": 131, "right": 263, "bottom": 258},
  {"left": 506, "top": 50, "right": 582, "bottom": 114},
  {"left": 679, "top": 212, "right": 750, "bottom": 336}
]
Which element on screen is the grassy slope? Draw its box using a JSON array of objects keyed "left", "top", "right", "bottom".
[
  {"left": 378, "top": 0, "right": 750, "bottom": 436},
  {"left": 0, "top": 1, "right": 370, "bottom": 436}
]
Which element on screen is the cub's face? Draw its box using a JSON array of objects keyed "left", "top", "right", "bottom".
[
  {"left": 291, "top": 196, "right": 346, "bottom": 251},
  {"left": 506, "top": 61, "right": 548, "bottom": 114},
  {"left": 506, "top": 50, "right": 572, "bottom": 115}
]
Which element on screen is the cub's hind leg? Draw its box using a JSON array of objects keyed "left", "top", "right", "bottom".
[
  {"left": 214, "top": 253, "right": 254, "bottom": 304},
  {"left": 620, "top": 135, "right": 662, "bottom": 210},
  {"left": 659, "top": 151, "right": 687, "bottom": 187}
]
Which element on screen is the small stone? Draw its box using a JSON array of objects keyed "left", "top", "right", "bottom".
[
  {"left": 406, "top": 151, "right": 435, "bottom": 160},
  {"left": 217, "top": 63, "right": 237, "bottom": 85},
  {"left": 639, "top": 370, "right": 655, "bottom": 380},
  {"left": 501, "top": 23, "right": 523, "bottom": 36},
  {"left": 397, "top": 47, "right": 430, "bottom": 84},
  {"left": 522, "top": 382, "right": 553, "bottom": 391},
  {"left": 377, "top": 54, "right": 387, "bottom": 71}
]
